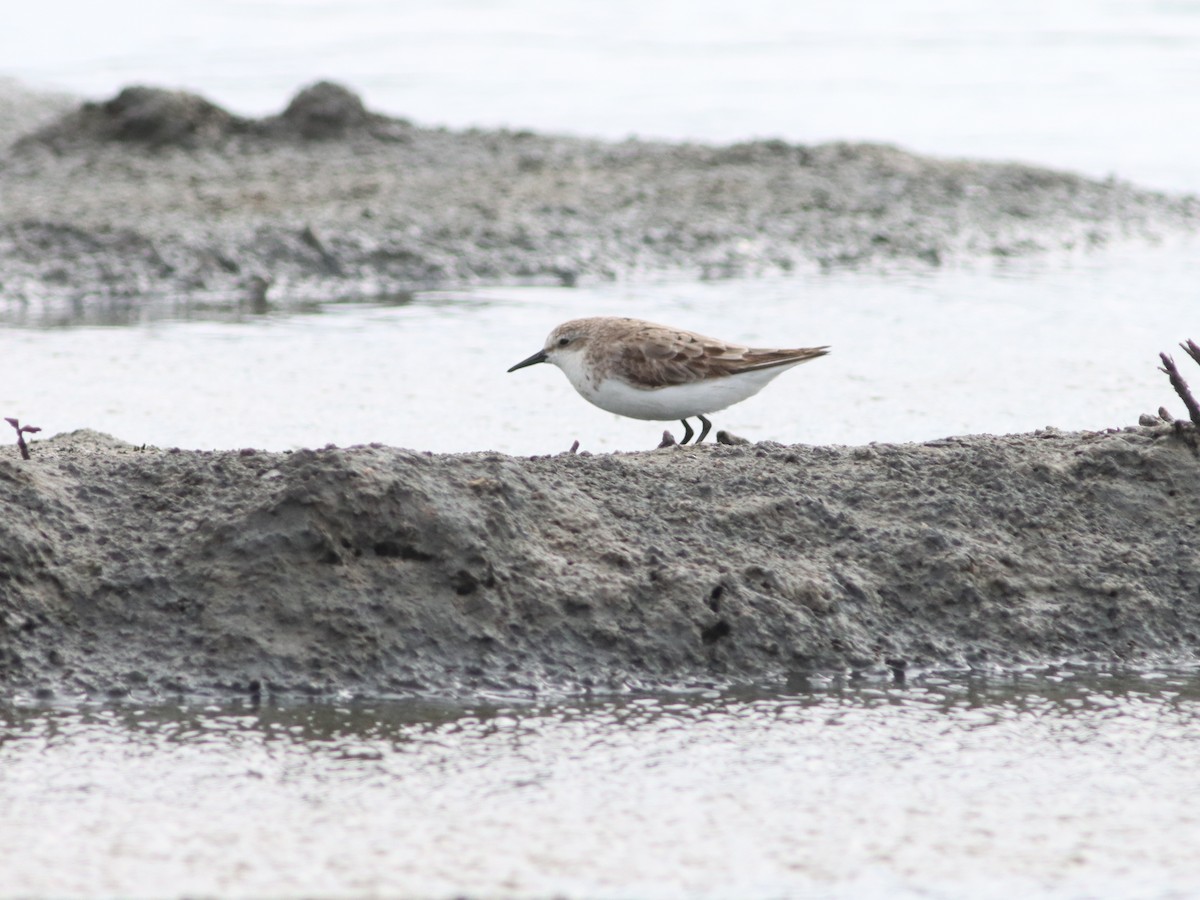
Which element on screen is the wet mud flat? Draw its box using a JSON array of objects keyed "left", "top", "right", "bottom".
[
  {"left": 2, "top": 79, "right": 1200, "bottom": 701},
  {"left": 1, "top": 425, "right": 1198, "bottom": 700},
  {"left": 1, "top": 80, "right": 1198, "bottom": 320}
]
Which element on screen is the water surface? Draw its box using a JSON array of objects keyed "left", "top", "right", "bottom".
[
  {"left": 2, "top": 244, "right": 1195, "bottom": 454},
  {"left": 4, "top": 671, "right": 1200, "bottom": 898}
]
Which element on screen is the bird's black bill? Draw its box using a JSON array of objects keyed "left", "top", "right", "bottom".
[{"left": 507, "top": 349, "right": 548, "bottom": 372}]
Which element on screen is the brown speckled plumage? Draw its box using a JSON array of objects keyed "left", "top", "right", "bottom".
[{"left": 559, "top": 317, "right": 829, "bottom": 389}]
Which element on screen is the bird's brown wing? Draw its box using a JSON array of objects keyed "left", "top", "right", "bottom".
[{"left": 617, "top": 323, "right": 829, "bottom": 386}]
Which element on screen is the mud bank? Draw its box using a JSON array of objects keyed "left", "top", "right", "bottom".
[
  {"left": 2, "top": 80, "right": 1198, "bottom": 319},
  {"left": 1, "top": 425, "right": 1198, "bottom": 700}
]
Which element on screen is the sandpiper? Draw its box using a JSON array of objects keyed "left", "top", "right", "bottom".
[{"left": 507, "top": 316, "right": 829, "bottom": 443}]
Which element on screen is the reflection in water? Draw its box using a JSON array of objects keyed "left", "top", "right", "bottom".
[
  {"left": 0, "top": 290, "right": 416, "bottom": 329},
  {"left": 3, "top": 670, "right": 1200, "bottom": 898}
]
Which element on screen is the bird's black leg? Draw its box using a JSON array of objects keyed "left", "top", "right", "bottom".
[
  {"left": 679, "top": 419, "right": 695, "bottom": 444},
  {"left": 696, "top": 415, "right": 713, "bottom": 444}
]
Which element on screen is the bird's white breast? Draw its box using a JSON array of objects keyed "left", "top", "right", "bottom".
[{"left": 554, "top": 349, "right": 798, "bottom": 421}]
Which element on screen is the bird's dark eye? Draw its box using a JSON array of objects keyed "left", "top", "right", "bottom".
[{"left": 558, "top": 336, "right": 571, "bottom": 347}]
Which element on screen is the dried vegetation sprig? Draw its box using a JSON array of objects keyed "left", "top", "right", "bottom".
[
  {"left": 5, "top": 418, "right": 41, "bottom": 460},
  {"left": 1158, "top": 340, "right": 1200, "bottom": 450},
  {"left": 1159, "top": 342, "right": 1200, "bottom": 427}
]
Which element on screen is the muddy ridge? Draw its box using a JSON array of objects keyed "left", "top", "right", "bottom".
[
  {"left": 2, "top": 80, "right": 1197, "bottom": 319},
  {"left": 1, "top": 425, "right": 1198, "bottom": 700}
]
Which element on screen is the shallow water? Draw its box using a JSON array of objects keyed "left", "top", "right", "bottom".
[
  {"left": 3, "top": 671, "right": 1200, "bottom": 898},
  {"left": 2, "top": 242, "right": 1197, "bottom": 455}
]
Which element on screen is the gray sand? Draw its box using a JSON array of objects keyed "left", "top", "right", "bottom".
[{"left": 1, "top": 81, "right": 1199, "bottom": 699}]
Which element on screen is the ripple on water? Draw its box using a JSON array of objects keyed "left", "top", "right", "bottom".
[{"left": 2, "top": 672, "right": 1200, "bottom": 898}]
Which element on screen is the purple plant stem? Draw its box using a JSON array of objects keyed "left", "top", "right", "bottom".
[
  {"left": 1159, "top": 353, "right": 1200, "bottom": 427},
  {"left": 4, "top": 418, "right": 40, "bottom": 460}
]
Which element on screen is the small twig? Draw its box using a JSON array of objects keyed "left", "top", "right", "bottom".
[
  {"left": 567, "top": 440, "right": 579, "bottom": 455},
  {"left": 1183, "top": 339, "right": 1200, "bottom": 368},
  {"left": 4, "top": 418, "right": 42, "bottom": 460},
  {"left": 1159, "top": 353, "right": 1200, "bottom": 427},
  {"left": 657, "top": 430, "right": 677, "bottom": 449}
]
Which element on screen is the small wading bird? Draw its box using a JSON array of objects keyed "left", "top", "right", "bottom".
[{"left": 507, "top": 316, "right": 830, "bottom": 444}]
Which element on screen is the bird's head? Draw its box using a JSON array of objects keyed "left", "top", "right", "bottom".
[{"left": 507, "top": 320, "right": 591, "bottom": 373}]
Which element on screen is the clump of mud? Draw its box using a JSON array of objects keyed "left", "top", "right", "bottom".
[
  {"left": 270, "top": 80, "right": 408, "bottom": 140},
  {"left": 25, "top": 85, "right": 249, "bottom": 150}
]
